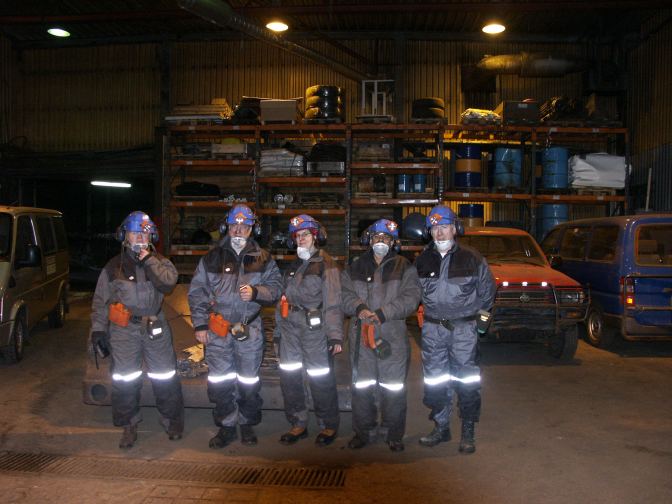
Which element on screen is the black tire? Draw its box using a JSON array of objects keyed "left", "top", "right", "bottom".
[
  {"left": 412, "top": 97, "right": 445, "bottom": 109},
  {"left": 411, "top": 106, "right": 445, "bottom": 119},
  {"left": 5, "top": 314, "right": 26, "bottom": 364},
  {"left": 305, "top": 95, "right": 343, "bottom": 108},
  {"left": 582, "top": 306, "right": 615, "bottom": 349},
  {"left": 304, "top": 106, "right": 343, "bottom": 119},
  {"left": 48, "top": 291, "right": 66, "bottom": 328},
  {"left": 305, "top": 85, "right": 342, "bottom": 99},
  {"left": 548, "top": 325, "right": 578, "bottom": 361}
]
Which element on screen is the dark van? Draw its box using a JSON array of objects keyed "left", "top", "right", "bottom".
[{"left": 540, "top": 214, "right": 672, "bottom": 348}]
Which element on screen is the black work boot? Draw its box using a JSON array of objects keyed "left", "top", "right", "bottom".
[
  {"left": 119, "top": 425, "right": 137, "bottom": 449},
  {"left": 240, "top": 425, "right": 258, "bottom": 446},
  {"left": 209, "top": 426, "right": 237, "bottom": 449},
  {"left": 458, "top": 421, "right": 476, "bottom": 454},
  {"left": 419, "top": 425, "right": 451, "bottom": 447},
  {"left": 347, "top": 434, "right": 368, "bottom": 450}
]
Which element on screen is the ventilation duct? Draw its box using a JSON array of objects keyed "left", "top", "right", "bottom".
[
  {"left": 476, "top": 52, "right": 591, "bottom": 77},
  {"left": 178, "top": 0, "right": 372, "bottom": 82}
]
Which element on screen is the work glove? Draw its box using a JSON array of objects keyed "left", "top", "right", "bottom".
[{"left": 91, "top": 331, "right": 110, "bottom": 359}]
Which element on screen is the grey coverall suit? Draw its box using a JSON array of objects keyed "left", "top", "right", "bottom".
[
  {"left": 415, "top": 242, "right": 496, "bottom": 427},
  {"left": 275, "top": 249, "right": 343, "bottom": 431},
  {"left": 188, "top": 237, "right": 282, "bottom": 428},
  {"left": 91, "top": 249, "right": 183, "bottom": 432},
  {"left": 341, "top": 249, "right": 421, "bottom": 443}
]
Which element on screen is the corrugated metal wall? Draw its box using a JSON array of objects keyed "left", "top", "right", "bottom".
[
  {"left": 0, "top": 36, "right": 14, "bottom": 145},
  {"left": 15, "top": 44, "right": 160, "bottom": 151},
  {"left": 10, "top": 37, "right": 608, "bottom": 151},
  {"left": 627, "top": 11, "right": 672, "bottom": 211}
]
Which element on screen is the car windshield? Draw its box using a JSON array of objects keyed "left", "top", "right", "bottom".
[
  {"left": 636, "top": 224, "right": 672, "bottom": 266},
  {"left": 0, "top": 213, "right": 11, "bottom": 260},
  {"left": 461, "top": 234, "right": 547, "bottom": 266}
]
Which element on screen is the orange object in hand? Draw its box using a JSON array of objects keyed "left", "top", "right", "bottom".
[
  {"left": 361, "top": 323, "right": 377, "bottom": 349},
  {"left": 417, "top": 304, "right": 424, "bottom": 328},
  {"left": 108, "top": 302, "right": 131, "bottom": 327},
  {"left": 280, "top": 295, "right": 289, "bottom": 319},
  {"left": 208, "top": 312, "right": 231, "bottom": 337}
]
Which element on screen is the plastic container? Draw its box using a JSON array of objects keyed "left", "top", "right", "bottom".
[
  {"left": 412, "top": 174, "right": 427, "bottom": 192},
  {"left": 454, "top": 144, "right": 482, "bottom": 188},
  {"left": 458, "top": 203, "right": 484, "bottom": 227},
  {"left": 542, "top": 147, "right": 569, "bottom": 189},
  {"left": 397, "top": 174, "right": 412, "bottom": 193},
  {"left": 537, "top": 203, "right": 569, "bottom": 240},
  {"left": 493, "top": 147, "right": 523, "bottom": 188}
]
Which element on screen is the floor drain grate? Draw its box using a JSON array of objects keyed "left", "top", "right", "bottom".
[{"left": 0, "top": 451, "right": 346, "bottom": 489}]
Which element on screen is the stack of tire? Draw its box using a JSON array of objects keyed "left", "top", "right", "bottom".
[
  {"left": 411, "top": 97, "right": 445, "bottom": 121},
  {"left": 304, "top": 85, "right": 344, "bottom": 122}
]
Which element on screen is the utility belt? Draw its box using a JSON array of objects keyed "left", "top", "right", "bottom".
[
  {"left": 208, "top": 310, "right": 260, "bottom": 341},
  {"left": 108, "top": 302, "right": 163, "bottom": 339},
  {"left": 279, "top": 295, "right": 323, "bottom": 330},
  {"left": 423, "top": 314, "right": 478, "bottom": 330}
]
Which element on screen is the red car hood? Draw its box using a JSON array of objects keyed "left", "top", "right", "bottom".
[{"left": 488, "top": 263, "right": 581, "bottom": 287}]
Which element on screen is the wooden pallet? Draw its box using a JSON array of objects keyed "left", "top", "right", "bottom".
[
  {"left": 303, "top": 118, "right": 343, "bottom": 124},
  {"left": 572, "top": 187, "right": 619, "bottom": 196},
  {"left": 356, "top": 115, "right": 395, "bottom": 124},
  {"left": 410, "top": 118, "right": 445, "bottom": 124},
  {"left": 453, "top": 186, "right": 489, "bottom": 192},
  {"left": 261, "top": 120, "right": 298, "bottom": 125}
]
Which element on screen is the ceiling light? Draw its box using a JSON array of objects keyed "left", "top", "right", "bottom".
[
  {"left": 482, "top": 23, "right": 506, "bottom": 35},
  {"left": 47, "top": 27, "right": 70, "bottom": 38},
  {"left": 91, "top": 180, "right": 132, "bottom": 188},
  {"left": 266, "top": 21, "right": 288, "bottom": 32}
]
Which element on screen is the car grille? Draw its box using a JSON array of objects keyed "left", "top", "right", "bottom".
[{"left": 496, "top": 287, "right": 555, "bottom": 305}]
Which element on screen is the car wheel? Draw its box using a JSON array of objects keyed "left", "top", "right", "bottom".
[
  {"left": 48, "top": 291, "right": 67, "bottom": 328},
  {"left": 5, "top": 315, "right": 26, "bottom": 364},
  {"left": 584, "top": 306, "right": 615, "bottom": 349},
  {"left": 548, "top": 325, "right": 578, "bottom": 361}
]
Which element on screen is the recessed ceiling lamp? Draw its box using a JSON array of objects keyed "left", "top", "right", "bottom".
[
  {"left": 266, "top": 21, "right": 289, "bottom": 32},
  {"left": 482, "top": 22, "right": 506, "bottom": 35},
  {"left": 47, "top": 27, "right": 70, "bottom": 37},
  {"left": 91, "top": 180, "right": 132, "bottom": 188}
]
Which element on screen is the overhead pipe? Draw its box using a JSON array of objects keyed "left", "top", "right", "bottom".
[
  {"left": 476, "top": 52, "right": 591, "bottom": 77},
  {"left": 177, "top": 0, "right": 374, "bottom": 82}
]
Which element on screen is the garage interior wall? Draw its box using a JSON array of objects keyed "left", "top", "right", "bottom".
[{"left": 628, "top": 10, "right": 672, "bottom": 211}]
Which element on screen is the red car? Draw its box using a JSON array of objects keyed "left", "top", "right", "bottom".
[{"left": 461, "top": 227, "right": 588, "bottom": 360}]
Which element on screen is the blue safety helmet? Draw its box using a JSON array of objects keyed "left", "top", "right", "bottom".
[
  {"left": 369, "top": 218, "right": 399, "bottom": 239},
  {"left": 116, "top": 211, "right": 159, "bottom": 243},
  {"left": 289, "top": 214, "right": 320, "bottom": 235},
  {"left": 426, "top": 205, "right": 457, "bottom": 228},
  {"left": 226, "top": 204, "right": 256, "bottom": 226}
]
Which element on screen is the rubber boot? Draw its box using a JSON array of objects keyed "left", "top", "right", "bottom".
[
  {"left": 119, "top": 425, "right": 137, "bottom": 449},
  {"left": 458, "top": 421, "right": 476, "bottom": 454},
  {"left": 419, "top": 424, "right": 451, "bottom": 447},
  {"left": 209, "top": 426, "right": 237, "bottom": 449}
]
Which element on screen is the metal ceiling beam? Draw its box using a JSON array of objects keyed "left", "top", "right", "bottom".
[{"left": 178, "top": 0, "right": 375, "bottom": 82}]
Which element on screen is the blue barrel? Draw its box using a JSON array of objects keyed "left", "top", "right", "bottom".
[
  {"left": 542, "top": 147, "right": 569, "bottom": 189},
  {"left": 458, "top": 203, "right": 484, "bottom": 227},
  {"left": 412, "top": 174, "right": 427, "bottom": 192},
  {"left": 454, "top": 144, "right": 482, "bottom": 188},
  {"left": 397, "top": 174, "right": 412, "bottom": 193},
  {"left": 535, "top": 151, "right": 543, "bottom": 189},
  {"left": 493, "top": 148, "right": 522, "bottom": 188},
  {"left": 537, "top": 204, "right": 569, "bottom": 240}
]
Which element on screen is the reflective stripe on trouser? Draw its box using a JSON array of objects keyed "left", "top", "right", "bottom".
[
  {"left": 278, "top": 320, "right": 339, "bottom": 430},
  {"left": 421, "top": 320, "right": 481, "bottom": 425},
  {"left": 109, "top": 312, "right": 182, "bottom": 427},
  {"left": 205, "top": 321, "right": 264, "bottom": 427},
  {"left": 349, "top": 323, "right": 410, "bottom": 442}
]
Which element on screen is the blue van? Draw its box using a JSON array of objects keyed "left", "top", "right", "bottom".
[{"left": 540, "top": 214, "right": 672, "bottom": 348}]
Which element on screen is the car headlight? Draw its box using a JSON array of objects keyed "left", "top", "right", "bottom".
[{"left": 557, "top": 289, "right": 586, "bottom": 305}]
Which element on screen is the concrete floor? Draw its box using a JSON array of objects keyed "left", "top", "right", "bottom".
[{"left": 1, "top": 294, "right": 671, "bottom": 503}]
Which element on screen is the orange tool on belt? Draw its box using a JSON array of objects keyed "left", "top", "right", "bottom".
[
  {"left": 280, "top": 295, "right": 289, "bottom": 319},
  {"left": 208, "top": 312, "right": 231, "bottom": 337},
  {"left": 417, "top": 304, "right": 424, "bottom": 328},
  {"left": 108, "top": 302, "right": 131, "bottom": 327}
]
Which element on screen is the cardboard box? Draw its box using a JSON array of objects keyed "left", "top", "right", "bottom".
[
  {"left": 260, "top": 99, "right": 300, "bottom": 122},
  {"left": 495, "top": 101, "right": 539, "bottom": 125}
]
